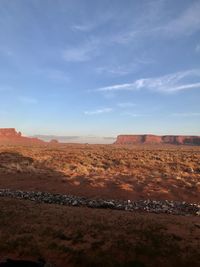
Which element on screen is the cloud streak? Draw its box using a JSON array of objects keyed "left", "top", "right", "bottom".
[
  {"left": 196, "top": 44, "right": 200, "bottom": 53},
  {"left": 62, "top": 40, "right": 99, "bottom": 62},
  {"left": 71, "top": 24, "right": 94, "bottom": 32},
  {"left": 84, "top": 108, "right": 113, "bottom": 115},
  {"left": 172, "top": 112, "right": 200, "bottom": 117},
  {"left": 111, "top": 1, "right": 200, "bottom": 45},
  {"left": 117, "top": 102, "right": 136, "bottom": 108},
  {"left": 121, "top": 112, "right": 146, "bottom": 117},
  {"left": 164, "top": 1, "right": 200, "bottom": 37},
  {"left": 95, "top": 69, "right": 200, "bottom": 94}
]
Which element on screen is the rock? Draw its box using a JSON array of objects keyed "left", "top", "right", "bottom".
[
  {"left": 196, "top": 211, "right": 200, "bottom": 216},
  {"left": 72, "top": 200, "right": 78, "bottom": 206},
  {"left": 194, "top": 223, "right": 200, "bottom": 229},
  {"left": 0, "top": 189, "right": 199, "bottom": 216},
  {"left": 49, "top": 139, "right": 59, "bottom": 144},
  {"left": 114, "top": 134, "right": 200, "bottom": 146},
  {"left": 0, "top": 128, "right": 45, "bottom": 145}
]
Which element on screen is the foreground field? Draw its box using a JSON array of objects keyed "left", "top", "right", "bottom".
[
  {"left": 0, "top": 198, "right": 200, "bottom": 267},
  {"left": 0, "top": 144, "right": 200, "bottom": 266},
  {"left": 0, "top": 144, "right": 200, "bottom": 202}
]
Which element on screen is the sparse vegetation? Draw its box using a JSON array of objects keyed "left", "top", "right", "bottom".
[
  {"left": 0, "top": 144, "right": 200, "bottom": 202},
  {"left": 0, "top": 144, "right": 200, "bottom": 266},
  {"left": 0, "top": 198, "right": 200, "bottom": 267}
]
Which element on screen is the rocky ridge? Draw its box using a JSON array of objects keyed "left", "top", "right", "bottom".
[
  {"left": 0, "top": 189, "right": 199, "bottom": 216},
  {"left": 0, "top": 128, "right": 45, "bottom": 145},
  {"left": 115, "top": 134, "right": 200, "bottom": 145}
]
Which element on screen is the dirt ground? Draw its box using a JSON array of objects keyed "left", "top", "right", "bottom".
[
  {"left": 0, "top": 144, "right": 200, "bottom": 202},
  {"left": 0, "top": 144, "right": 200, "bottom": 266},
  {"left": 0, "top": 197, "right": 200, "bottom": 267}
]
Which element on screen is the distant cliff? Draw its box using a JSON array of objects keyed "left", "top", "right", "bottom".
[
  {"left": 114, "top": 134, "right": 200, "bottom": 145},
  {"left": 0, "top": 128, "right": 44, "bottom": 145}
]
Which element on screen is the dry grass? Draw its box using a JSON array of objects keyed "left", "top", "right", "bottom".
[
  {"left": 0, "top": 144, "right": 200, "bottom": 202},
  {"left": 0, "top": 198, "right": 200, "bottom": 267},
  {"left": 0, "top": 144, "right": 200, "bottom": 266}
]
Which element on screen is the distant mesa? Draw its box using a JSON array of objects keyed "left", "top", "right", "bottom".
[
  {"left": 0, "top": 128, "right": 44, "bottom": 145},
  {"left": 1, "top": 129, "right": 200, "bottom": 146},
  {"left": 115, "top": 134, "right": 200, "bottom": 146},
  {"left": 49, "top": 139, "right": 59, "bottom": 144}
]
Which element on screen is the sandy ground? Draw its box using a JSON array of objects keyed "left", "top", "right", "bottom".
[
  {"left": 0, "top": 197, "right": 200, "bottom": 267},
  {"left": 0, "top": 144, "right": 200, "bottom": 266},
  {"left": 0, "top": 144, "right": 200, "bottom": 202}
]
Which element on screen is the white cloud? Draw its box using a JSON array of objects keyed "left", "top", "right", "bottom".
[
  {"left": 96, "top": 83, "right": 135, "bottom": 92},
  {"left": 166, "top": 83, "right": 200, "bottom": 92},
  {"left": 96, "top": 58, "right": 154, "bottom": 77},
  {"left": 121, "top": 112, "right": 146, "bottom": 117},
  {"left": 110, "top": 2, "right": 200, "bottom": 45},
  {"left": 84, "top": 108, "right": 113, "bottom": 115},
  {"left": 19, "top": 96, "right": 38, "bottom": 104},
  {"left": 164, "top": 1, "right": 200, "bottom": 37},
  {"left": 96, "top": 66, "right": 134, "bottom": 76},
  {"left": 117, "top": 102, "right": 136, "bottom": 108},
  {"left": 196, "top": 44, "right": 200, "bottom": 53},
  {"left": 62, "top": 40, "right": 99, "bottom": 62},
  {"left": 172, "top": 112, "right": 200, "bottom": 117},
  {"left": 95, "top": 69, "right": 200, "bottom": 94},
  {"left": 71, "top": 24, "right": 93, "bottom": 32},
  {"left": 71, "top": 11, "right": 113, "bottom": 33}
]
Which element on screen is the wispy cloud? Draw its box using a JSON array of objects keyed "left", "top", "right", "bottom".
[
  {"left": 62, "top": 40, "right": 99, "bottom": 62},
  {"left": 196, "top": 44, "right": 200, "bottom": 53},
  {"left": 172, "top": 112, "right": 200, "bottom": 117},
  {"left": 117, "top": 102, "right": 136, "bottom": 108},
  {"left": 96, "top": 66, "right": 134, "bottom": 76},
  {"left": 19, "top": 96, "right": 38, "bottom": 104},
  {"left": 36, "top": 69, "right": 70, "bottom": 82},
  {"left": 164, "top": 1, "right": 200, "bottom": 37},
  {"left": 71, "top": 24, "right": 94, "bottom": 32},
  {"left": 84, "top": 108, "right": 113, "bottom": 115},
  {"left": 110, "top": 1, "right": 200, "bottom": 45},
  {"left": 95, "top": 69, "right": 200, "bottom": 94},
  {"left": 96, "top": 58, "right": 154, "bottom": 76},
  {"left": 71, "top": 11, "right": 113, "bottom": 33},
  {"left": 121, "top": 112, "right": 146, "bottom": 117}
]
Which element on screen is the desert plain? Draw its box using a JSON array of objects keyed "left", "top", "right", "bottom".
[{"left": 0, "top": 142, "right": 200, "bottom": 267}]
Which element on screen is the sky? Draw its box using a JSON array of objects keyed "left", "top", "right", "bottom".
[{"left": 0, "top": 0, "right": 200, "bottom": 141}]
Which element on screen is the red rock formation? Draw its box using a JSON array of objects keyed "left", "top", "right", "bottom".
[
  {"left": 115, "top": 134, "right": 200, "bottom": 145},
  {"left": 49, "top": 139, "right": 59, "bottom": 144},
  {"left": 0, "top": 128, "right": 45, "bottom": 145},
  {"left": 0, "top": 128, "right": 17, "bottom": 137}
]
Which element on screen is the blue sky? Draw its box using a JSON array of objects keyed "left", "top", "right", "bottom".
[{"left": 0, "top": 0, "right": 200, "bottom": 139}]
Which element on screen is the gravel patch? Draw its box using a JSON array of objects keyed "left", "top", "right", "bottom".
[{"left": 0, "top": 189, "right": 199, "bottom": 216}]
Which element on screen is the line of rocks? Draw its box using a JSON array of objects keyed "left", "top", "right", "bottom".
[{"left": 0, "top": 189, "right": 200, "bottom": 216}]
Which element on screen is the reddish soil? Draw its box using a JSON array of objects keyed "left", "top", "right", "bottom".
[
  {"left": 0, "top": 198, "right": 200, "bottom": 267},
  {"left": 0, "top": 144, "right": 200, "bottom": 202},
  {"left": 0, "top": 143, "right": 200, "bottom": 266}
]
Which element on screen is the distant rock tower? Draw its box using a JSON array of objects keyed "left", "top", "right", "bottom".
[
  {"left": 0, "top": 128, "right": 18, "bottom": 137},
  {"left": 50, "top": 139, "right": 59, "bottom": 144}
]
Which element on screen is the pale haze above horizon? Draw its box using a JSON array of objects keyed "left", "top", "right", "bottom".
[{"left": 0, "top": 0, "right": 200, "bottom": 142}]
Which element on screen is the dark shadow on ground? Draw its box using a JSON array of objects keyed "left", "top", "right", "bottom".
[{"left": 0, "top": 150, "right": 199, "bottom": 202}]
